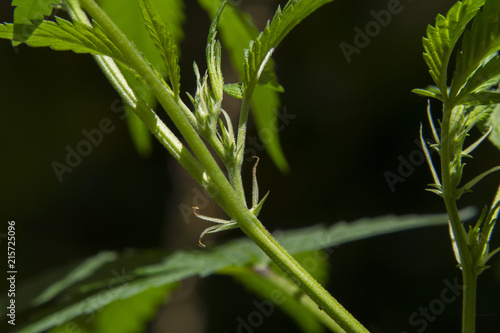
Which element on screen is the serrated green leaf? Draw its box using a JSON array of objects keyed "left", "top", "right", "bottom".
[
  {"left": 3, "top": 211, "right": 475, "bottom": 333},
  {"left": 243, "top": 0, "right": 333, "bottom": 86},
  {"left": 456, "top": 54, "right": 500, "bottom": 102},
  {"left": 412, "top": 88, "right": 443, "bottom": 101},
  {"left": 138, "top": 0, "right": 181, "bottom": 97},
  {"left": 11, "top": 0, "right": 53, "bottom": 45},
  {"left": 241, "top": 0, "right": 333, "bottom": 171},
  {"left": 223, "top": 82, "right": 244, "bottom": 98},
  {"left": 422, "top": 0, "right": 485, "bottom": 96},
  {"left": 0, "top": 18, "right": 127, "bottom": 63},
  {"left": 461, "top": 91, "right": 500, "bottom": 105},
  {"left": 451, "top": 0, "right": 500, "bottom": 99},
  {"left": 205, "top": 0, "right": 225, "bottom": 102}
]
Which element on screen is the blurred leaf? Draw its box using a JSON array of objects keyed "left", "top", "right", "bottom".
[
  {"left": 252, "top": 85, "right": 289, "bottom": 172},
  {"left": 1, "top": 210, "right": 475, "bottom": 333},
  {"left": 223, "top": 82, "right": 244, "bottom": 99},
  {"left": 11, "top": 0, "right": 53, "bottom": 45},
  {"left": 31, "top": 252, "right": 118, "bottom": 308},
  {"left": 97, "top": 0, "right": 185, "bottom": 157},
  {"left": 228, "top": 266, "right": 326, "bottom": 333},
  {"left": 49, "top": 284, "right": 175, "bottom": 333},
  {"left": 0, "top": 19, "right": 127, "bottom": 63},
  {"left": 126, "top": 107, "right": 153, "bottom": 158},
  {"left": 288, "top": 250, "right": 329, "bottom": 286}
]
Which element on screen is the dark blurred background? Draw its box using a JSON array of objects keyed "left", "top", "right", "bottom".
[{"left": 1, "top": 0, "right": 499, "bottom": 332}]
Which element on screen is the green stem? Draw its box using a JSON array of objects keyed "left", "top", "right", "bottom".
[
  {"left": 228, "top": 88, "right": 256, "bottom": 207},
  {"left": 77, "top": 1, "right": 369, "bottom": 331},
  {"left": 440, "top": 105, "right": 477, "bottom": 333}
]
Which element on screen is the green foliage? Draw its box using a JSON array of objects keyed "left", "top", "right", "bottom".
[
  {"left": 416, "top": 1, "right": 500, "bottom": 329},
  {"left": 0, "top": 211, "right": 470, "bottom": 333},
  {"left": 0, "top": 18, "right": 127, "bottom": 63},
  {"left": 455, "top": 55, "right": 500, "bottom": 101},
  {"left": 238, "top": 0, "right": 334, "bottom": 172},
  {"left": 138, "top": 0, "right": 181, "bottom": 97},
  {"left": 11, "top": 0, "right": 54, "bottom": 45},
  {"left": 3, "top": 0, "right": 497, "bottom": 331},
  {"left": 452, "top": 0, "right": 500, "bottom": 100},
  {"left": 49, "top": 284, "right": 174, "bottom": 333},
  {"left": 98, "top": 0, "right": 185, "bottom": 157},
  {"left": 243, "top": 0, "right": 334, "bottom": 87},
  {"left": 479, "top": 104, "right": 500, "bottom": 149},
  {"left": 197, "top": 0, "right": 290, "bottom": 172},
  {"left": 421, "top": 0, "right": 485, "bottom": 96}
]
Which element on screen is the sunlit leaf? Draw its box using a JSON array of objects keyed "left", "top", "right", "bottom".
[
  {"left": 0, "top": 19, "right": 127, "bottom": 63},
  {"left": 452, "top": 0, "right": 500, "bottom": 99},
  {"left": 11, "top": 0, "right": 53, "bottom": 45},
  {"left": 422, "top": 0, "right": 485, "bottom": 96}
]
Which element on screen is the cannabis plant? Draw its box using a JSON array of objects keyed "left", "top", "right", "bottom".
[{"left": 0, "top": 0, "right": 498, "bottom": 332}]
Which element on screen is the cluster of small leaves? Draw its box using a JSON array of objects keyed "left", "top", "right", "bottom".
[
  {"left": 414, "top": 0, "right": 500, "bottom": 143},
  {"left": 415, "top": 0, "right": 500, "bottom": 193},
  {"left": 414, "top": 0, "right": 500, "bottom": 274},
  {"left": 0, "top": 212, "right": 468, "bottom": 333},
  {"left": 186, "top": 3, "right": 229, "bottom": 161}
]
